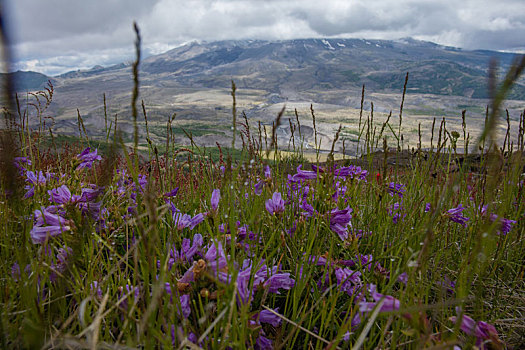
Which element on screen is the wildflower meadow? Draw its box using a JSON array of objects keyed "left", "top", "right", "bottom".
[{"left": 1, "top": 35, "right": 524, "bottom": 349}]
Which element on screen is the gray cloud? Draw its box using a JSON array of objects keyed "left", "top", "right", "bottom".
[{"left": 6, "top": 0, "right": 525, "bottom": 75}]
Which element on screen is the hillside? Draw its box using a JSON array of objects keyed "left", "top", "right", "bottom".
[
  {"left": 9, "top": 38, "right": 525, "bottom": 154},
  {"left": 138, "top": 38, "right": 524, "bottom": 99},
  {"left": 0, "top": 70, "right": 55, "bottom": 92}
]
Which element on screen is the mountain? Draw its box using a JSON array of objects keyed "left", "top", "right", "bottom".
[
  {"left": 57, "top": 63, "right": 130, "bottom": 79},
  {"left": 0, "top": 70, "right": 55, "bottom": 92},
  {"left": 8, "top": 38, "right": 525, "bottom": 153},
  {"left": 137, "top": 38, "right": 524, "bottom": 99}
]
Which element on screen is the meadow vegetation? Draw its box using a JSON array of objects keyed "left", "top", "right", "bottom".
[{"left": 1, "top": 31, "right": 525, "bottom": 350}]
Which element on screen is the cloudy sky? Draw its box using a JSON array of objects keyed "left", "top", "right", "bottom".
[{"left": 6, "top": 0, "right": 525, "bottom": 76}]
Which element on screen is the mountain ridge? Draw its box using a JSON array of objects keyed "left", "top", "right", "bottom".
[
  {"left": 59, "top": 37, "right": 525, "bottom": 99},
  {"left": 10, "top": 37, "right": 525, "bottom": 100},
  {"left": 5, "top": 37, "right": 525, "bottom": 154}
]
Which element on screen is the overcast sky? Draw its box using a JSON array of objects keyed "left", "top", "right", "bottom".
[{"left": 5, "top": 0, "right": 525, "bottom": 76}]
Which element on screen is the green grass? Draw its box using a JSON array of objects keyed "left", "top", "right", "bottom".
[
  {"left": 405, "top": 106, "right": 456, "bottom": 117},
  {"left": 1, "top": 51, "right": 524, "bottom": 350}
]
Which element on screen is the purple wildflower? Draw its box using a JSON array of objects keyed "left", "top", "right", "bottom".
[
  {"left": 189, "top": 213, "right": 205, "bottom": 230},
  {"left": 163, "top": 187, "right": 179, "bottom": 198},
  {"left": 388, "top": 202, "right": 405, "bottom": 224},
  {"left": 79, "top": 201, "right": 102, "bottom": 219},
  {"left": 498, "top": 217, "right": 516, "bottom": 235},
  {"left": 446, "top": 204, "right": 469, "bottom": 227},
  {"left": 11, "top": 262, "right": 20, "bottom": 280},
  {"left": 257, "top": 308, "right": 282, "bottom": 327},
  {"left": 254, "top": 180, "right": 264, "bottom": 195},
  {"left": 387, "top": 182, "right": 406, "bottom": 198},
  {"left": 299, "top": 200, "right": 316, "bottom": 218},
  {"left": 352, "top": 254, "right": 375, "bottom": 271},
  {"left": 397, "top": 272, "right": 408, "bottom": 285},
  {"left": 307, "top": 254, "right": 329, "bottom": 266},
  {"left": 264, "top": 272, "right": 295, "bottom": 293},
  {"left": 452, "top": 310, "right": 476, "bottom": 335},
  {"left": 236, "top": 265, "right": 253, "bottom": 305},
  {"left": 264, "top": 165, "right": 271, "bottom": 179},
  {"left": 204, "top": 240, "right": 227, "bottom": 273},
  {"left": 173, "top": 212, "right": 192, "bottom": 230},
  {"left": 90, "top": 281, "right": 103, "bottom": 299},
  {"left": 437, "top": 276, "right": 456, "bottom": 293},
  {"left": 450, "top": 308, "right": 502, "bottom": 348},
  {"left": 187, "top": 332, "right": 198, "bottom": 346},
  {"left": 287, "top": 220, "right": 297, "bottom": 237},
  {"left": 210, "top": 189, "right": 220, "bottom": 212},
  {"left": 335, "top": 267, "right": 362, "bottom": 295},
  {"left": 77, "top": 147, "right": 102, "bottom": 170},
  {"left": 332, "top": 181, "right": 348, "bottom": 201},
  {"left": 178, "top": 294, "right": 191, "bottom": 319},
  {"left": 137, "top": 174, "right": 148, "bottom": 192},
  {"left": 171, "top": 205, "right": 205, "bottom": 230},
  {"left": 14, "top": 156, "right": 31, "bottom": 173},
  {"left": 56, "top": 247, "right": 72, "bottom": 267},
  {"left": 171, "top": 326, "right": 199, "bottom": 348},
  {"left": 26, "top": 170, "right": 52, "bottom": 186},
  {"left": 480, "top": 205, "right": 516, "bottom": 235},
  {"left": 236, "top": 222, "right": 249, "bottom": 241},
  {"left": 23, "top": 186, "right": 35, "bottom": 199},
  {"left": 118, "top": 285, "right": 140, "bottom": 311},
  {"left": 48, "top": 185, "right": 72, "bottom": 204},
  {"left": 291, "top": 165, "right": 318, "bottom": 182},
  {"left": 178, "top": 266, "right": 197, "bottom": 284},
  {"left": 31, "top": 206, "right": 70, "bottom": 244},
  {"left": 78, "top": 186, "right": 102, "bottom": 202},
  {"left": 265, "top": 192, "right": 285, "bottom": 215},
  {"left": 169, "top": 233, "right": 203, "bottom": 265},
  {"left": 359, "top": 284, "right": 400, "bottom": 313},
  {"left": 30, "top": 226, "right": 69, "bottom": 244},
  {"left": 334, "top": 165, "right": 368, "bottom": 180},
  {"left": 11, "top": 263, "right": 31, "bottom": 281},
  {"left": 424, "top": 202, "right": 431, "bottom": 213},
  {"left": 255, "top": 330, "right": 273, "bottom": 350},
  {"left": 330, "top": 206, "right": 353, "bottom": 241},
  {"left": 352, "top": 228, "right": 372, "bottom": 240},
  {"left": 34, "top": 206, "right": 67, "bottom": 226}
]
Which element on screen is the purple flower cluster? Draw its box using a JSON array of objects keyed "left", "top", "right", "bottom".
[
  {"left": 210, "top": 188, "right": 221, "bottom": 212},
  {"left": 388, "top": 202, "right": 406, "bottom": 224},
  {"left": 218, "top": 259, "right": 295, "bottom": 307},
  {"left": 170, "top": 205, "right": 205, "bottom": 231},
  {"left": 334, "top": 165, "right": 368, "bottom": 180},
  {"left": 23, "top": 170, "right": 55, "bottom": 198},
  {"left": 11, "top": 150, "right": 516, "bottom": 349},
  {"left": 166, "top": 234, "right": 203, "bottom": 268},
  {"left": 480, "top": 205, "right": 516, "bottom": 235},
  {"left": 359, "top": 284, "right": 401, "bottom": 314},
  {"left": 159, "top": 228, "right": 294, "bottom": 349},
  {"left": 30, "top": 206, "right": 71, "bottom": 244},
  {"left": 14, "top": 156, "right": 31, "bottom": 173},
  {"left": 302, "top": 251, "right": 406, "bottom": 332},
  {"left": 330, "top": 206, "right": 353, "bottom": 241},
  {"left": 290, "top": 164, "right": 367, "bottom": 183},
  {"left": 76, "top": 147, "right": 101, "bottom": 170},
  {"left": 450, "top": 308, "right": 502, "bottom": 349},
  {"left": 446, "top": 204, "right": 469, "bottom": 227},
  {"left": 291, "top": 165, "right": 319, "bottom": 182},
  {"left": 387, "top": 182, "right": 406, "bottom": 198},
  {"left": 265, "top": 192, "right": 285, "bottom": 215}
]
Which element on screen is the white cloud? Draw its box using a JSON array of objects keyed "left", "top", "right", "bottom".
[{"left": 6, "top": 0, "right": 525, "bottom": 75}]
